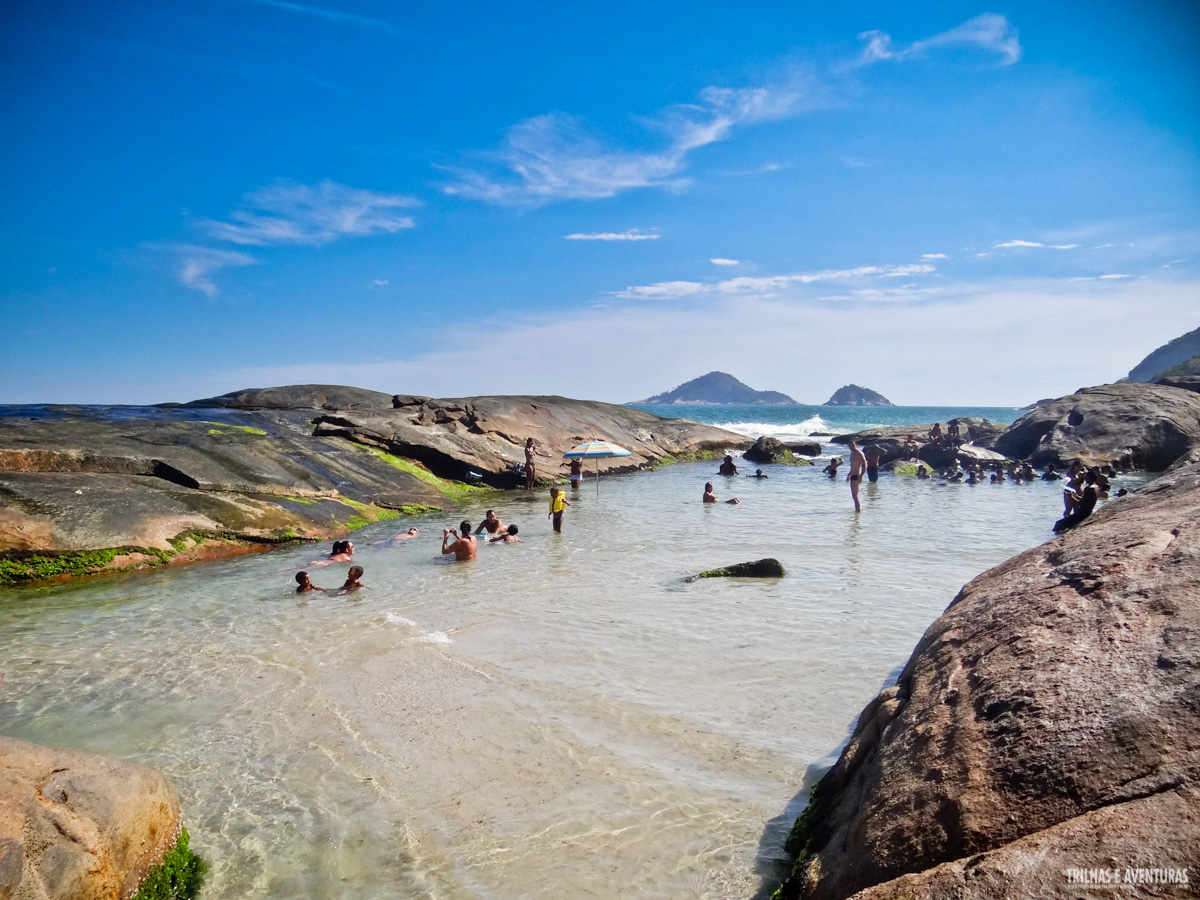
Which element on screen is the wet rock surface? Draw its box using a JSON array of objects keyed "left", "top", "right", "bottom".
[
  {"left": 0, "top": 736, "right": 182, "bottom": 900},
  {"left": 778, "top": 460, "right": 1200, "bottom": 900}
]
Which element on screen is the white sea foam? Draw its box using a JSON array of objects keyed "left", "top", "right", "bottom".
[
  {"left": 386, "top": 612, "right": 417, "bottom": 627},
  {"left": 715, "top": 415, "right": 846, "bottom": 440},
  {"left": 417, "top": 631, "right": 453, "bottom": 645}
]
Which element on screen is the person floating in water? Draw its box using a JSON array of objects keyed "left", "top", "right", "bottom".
[
  {"left": 310, "top": 540, "right": 353, "bottom": 567},
  {"left": 340, "top": 566, "right": 365, "bottom": 592},
  {"left": 823, "top": 457, "right": 842, "bottom": 479},
  {"left": 703, "top": 482, "right": 740, "bottom": 504},
  {"left": 474, "top": 510, "right": 504, "bottom": 536},
  {"left": 393, "top": 528, "right": 419, "bottom": 540},
  {"left": 718, "top": 455, "right": 739, "bottom": 476},
  {"left": 1054, "top": 471, "right": 1100, "bottom": 532},
  {"left": 561, "top": 456, "right": 584, "bottom": 488},
  {"left": 846, "top": 440, "right": 866, "bottom": 512},
  {"left": 747, "top": 469, "right": 768, "bottom": 479},
  {"left": 548, "top": 488, "right": 570, "bottom": 532},
  {"left": 295, "top": 572, "right": 326, "bottom": 594},
  {"left": 490, "top": 524, "right": 521, "bottom": 543},
  {"left": 441, "top": 521, "right": 478, "bottom": 560}
]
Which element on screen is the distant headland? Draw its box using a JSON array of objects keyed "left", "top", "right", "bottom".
[
  {"left": 635, "top": 372, "right": 797, "bottom": 405},
  {"left": 823, "top": 384, "right": 893, "bottom": 406}
]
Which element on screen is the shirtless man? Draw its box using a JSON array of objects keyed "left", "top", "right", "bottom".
[
  {"left": 474, "top": 510, "right": 504, "bottom": 535},
  {"left": 441, "top": 521, "right": 478, "bottom": 561},
  {"left": 561, "top": 457, "right": 584, "bottom": 488},
  {"left": 703, "top": 482, "right": 740, "bottom": 504},
  {"left": 846, "top": 439, "right": 866, "bottom": 513},
  {"left": 864, "top": 445, "right": 883, "bottom": 483},
  {"left": 717, "top": 455, "right": 739, "bottom": 476},
  {"left": 822, "top": 457, "right": 842, "bottom": 479}
]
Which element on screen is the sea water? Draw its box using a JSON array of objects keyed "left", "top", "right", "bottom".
[{"left": 0, "top": 407, "right": 1127, "bottom": 899}]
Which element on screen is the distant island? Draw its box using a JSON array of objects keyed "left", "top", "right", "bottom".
[
  {"left": 823, "top": 384, "right": 893, "bottom": 406},
  {"left": 636, "top": 371, "right": 797, "bottom": 405}
]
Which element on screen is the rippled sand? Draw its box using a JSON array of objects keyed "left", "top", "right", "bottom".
[{"left": 0, "top": 461, "right": 1137, "bottom": 898}]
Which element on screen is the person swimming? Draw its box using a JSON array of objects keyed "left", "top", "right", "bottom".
[
  {"left": 703, "top": 482, "right": 740, "bottom": 504},
  {"left": 490, "top": 524, "right": 521, "bottom": 543},
  {"left": 747, "top": 469, "right": 768, "bottom": 479},
  {"left": 295, "top": 572, "right": 326, "bottom": 593},
  {"left": 309, "top": 540, "right": 353, "bottom": 567},
  {"left": 339, "top": 565, "right": 365, "bottom": 592}
]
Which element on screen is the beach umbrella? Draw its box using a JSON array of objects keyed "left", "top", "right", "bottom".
[{"left": 563, "top": 440, "right": 632, "bottom": 495}]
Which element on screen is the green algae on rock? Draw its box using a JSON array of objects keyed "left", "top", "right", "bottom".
[{"left": 131, "top": 828, "right": 207, "bottom": 900}]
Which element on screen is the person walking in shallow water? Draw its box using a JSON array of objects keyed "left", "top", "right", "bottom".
[
  {"left": 548, "top": 487, "right": 570, "bottom": 532},
  {"left": 847, "top": 440, "right": 866, "bottom": 513}
]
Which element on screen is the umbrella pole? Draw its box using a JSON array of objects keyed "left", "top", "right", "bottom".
[{"left": 596, "top": 457, "right": 600, "bottom": 497}]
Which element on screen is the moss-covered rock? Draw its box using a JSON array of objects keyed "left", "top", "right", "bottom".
[{"left": 131, "top": 828, "right": 207, "bottom": 900}]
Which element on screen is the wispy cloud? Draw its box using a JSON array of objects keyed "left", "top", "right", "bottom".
[
  {"left": 922, "top": 253, "right": 948, "bottom": 259},
  {"left": 711, "top": 258, "right": 740, "bottom": 266},
  {"left": 371, "top": 279, "right": 389, "bottom": 286},
  {"left": 1050, "top": 243, "right": 1080, "bottom": 249},
  {"left": 176, "top": 246, "right": 257, "bottom": 298},
  {"left": 1100, "top": 273, "right": 1133, "bottom": 279},
  {"left": 442, "top": 83, "right": 804, "bottom": 205},
  {"left": 996, "top": 239, "right": 1043, "bottom": 248},
  {"left": 859, "top": 14, "right": 1021, "bottom": 66},
  {"left": 616, "top": 263, "right": 936, "bottom": 299},
  {"left": 565, "top": 229, "right": 659, "bottom": 241},
  {"left": 235, "top": 0, "right": 405, "bottom": 35},
  {"left": 199, "top": 180, "right": 418, "bottom": 246}
]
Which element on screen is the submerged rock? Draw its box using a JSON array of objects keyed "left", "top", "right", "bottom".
[
  {"left": 776, "top": 460, "right": 1200, "bottom": 900},
  {"left": 689, "top": 558, "right": 786, "bottom": 580},
  {"left": 993, "top": 382, "right": 1200, "bottom": 470},
  {"left": 0, "top": 736, "right": 187, "bottom": 900}
]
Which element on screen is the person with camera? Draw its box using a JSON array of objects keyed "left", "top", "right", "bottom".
[{"left": 441, "top": 521, "right": 478, "bottom": 561}]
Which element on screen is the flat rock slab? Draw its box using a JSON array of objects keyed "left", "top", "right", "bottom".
[
  {"left": 0, "top": 736, "right": 181, "bottom": 900},
  {"left": 781, "top": 460, "right": 1200, "bottom": 900}
]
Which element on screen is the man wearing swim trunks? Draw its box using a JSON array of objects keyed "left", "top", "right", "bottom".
[
  {"left": 847, "top": 440, "right": 866, "bottom": 513},
  {"left": 864, "top": 445, "right": 882, "bottom": 483}
]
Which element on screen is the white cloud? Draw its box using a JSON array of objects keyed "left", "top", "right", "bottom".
[
  {"left": 617, "top": 263, "right": 936, "bottom": 299},
  {"left": 565, "top": 229, "right": 659, "bottom": 241},
  {"left": 442, "top": 83, "right": 804, "bottom": 205},
  {"left": 710, "top": 258, "right": 740, "bottom": 266},
  {"left": 922, "top": 253, "right": 948, "bottom": 259},
  {"left": 372, "top": 279, "right": 389, "bottom": 286},
  {"left": 859, "top": 14, "right": 1021, "bottom": 66},
  {"left": 996, "top": 240, "right": 1043, "bottom": 248},
  {"left": 1100, "top": 273, "right": 1132, "bottom": 279},
  {"left": 1050, "top": 244, "right": 1080, "bottom": 249},
  {"left": 221, "top": 275, "right": 1199, "bottom": 407},
  {"left": 176, "top": 246, "right": 257, "bottom": 298},
  {"left": 200, "top": 180, "right": 418, "bottom": 246}
]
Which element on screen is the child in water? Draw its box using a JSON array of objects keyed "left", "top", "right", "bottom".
[
  {"left": 295, "top": 572, "right": 326, "bottom": 593},
  {"left": 490, "top": 524, "right": 521, "bottom": 543},
  {"left": 340, "top": 566, "right": 365, "bottom": 592},
  {"left": 548, "top": 488, "right": 570, "bottom": 532}
]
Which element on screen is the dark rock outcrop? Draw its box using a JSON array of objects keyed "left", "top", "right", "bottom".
[
  {"left": 743, "top": 436, "right": 813, "bottom": 466},
  {"left": 176, "top": 383, "right": 395, "bottom": 410},
  {"left": 1156, "top": 374, "right": 1200, "bottom": 395},
  {"left": 1127, "top": 325, "right": 1200, "bottom": 382},
  {"left": 823, "top": 385, "right": 893, "bottom": 407},
  {"left": 787, "top": 442, "right": 823, "bottom": 457},
  {"left": 777, "top": 460, "right": 1200, "bottom": 900},
  {"left": 993, "top": 382, "right": 1200, "bottom": 470},
  {"left": 830, "top": 419, "right": 1003, "bottom": 469},
  {"left": 0, "top": 736, "right": 183, "bottom": 900},
  {"left": 637, "top": 372, "right": 797, "bottom": 405},
  {"left": 689, "top": 558, "right": 786, "bottom": 580},
  {"left": 0, "top": 389, "right": 748, "bottom": 582}
]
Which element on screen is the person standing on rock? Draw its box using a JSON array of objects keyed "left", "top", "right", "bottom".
[
  {"left": 847, "top": 440, "right": 866, "bottom": 513},
  {"left": 523, "top": 438, "right": 548, "bottom": 490}
]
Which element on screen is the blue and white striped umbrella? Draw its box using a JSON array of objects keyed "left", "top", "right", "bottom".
[{"left": 563, "top": 440, "right": 632, "bottom": 495}]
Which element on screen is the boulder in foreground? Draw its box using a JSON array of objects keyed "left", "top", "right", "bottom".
[
  {"left": 777, "top": 460, "right": 1200, "bottom": 899},
  {"left": 0, "top": 736, "right": 200, "bottom": 900}
]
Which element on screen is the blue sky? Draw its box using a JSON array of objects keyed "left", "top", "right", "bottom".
[{"left": 2, "top": 1, "right": 1198, "bottom": 405}]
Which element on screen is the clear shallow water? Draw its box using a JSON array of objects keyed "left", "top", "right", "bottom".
[{"left": 0, "top": 419, "right": 1138, "bottom": 899}]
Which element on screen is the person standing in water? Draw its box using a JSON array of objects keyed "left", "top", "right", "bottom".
[
  {"left": 562, "top": 456, "right": 584, "bottom": 489},
  {"left": 847, "top": 440, "right": 866, "bottom": 513},
  {"left": 548, "top": 488, "right": 570, "bottom": 532},
  {"left": 864, "top": 445, "right": 883, "bottom": 483},
  {"left": 441, "top": 522, "right": 478, "bottom": 560}
]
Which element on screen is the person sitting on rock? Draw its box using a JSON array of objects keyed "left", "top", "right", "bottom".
[
  {"left": 295, "top": 572, "right": 326, "bottom": 593},
  {"left": 946, "top": 420, "right": 961, "bottom": 447},
  {"left": 1054, "top": 471, "right": 1100, "bottom": 532},
  {"left": 490, "top": 524, "right": 521, "bottom": 543},
  {"left": 717, "top": 455, "right": 739, "bottom": 476},
  {"left": 928, "top": 423, "right": 944, "bottom": 445},
  {"left": 340, "top": 565, "right": 365, "bottom": 592},
  {"left": 904, "top": 434, "right": 920, "bottom": 460},
  {"left": 1091, "top": 467, "right": 1111, "bottom": 499},
  {"left": 822, "top": 457, "right": 842, "bottom": 478},
  {"left": 747, "top": 469, "right": 768, "bottom": 479},
  {"left": 703, "top": 482, "right": 740, "bottom": 504}
]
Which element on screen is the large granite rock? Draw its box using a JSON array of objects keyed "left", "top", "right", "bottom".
[
  {"left": 993, "top": 382, "right": 1200, "bottom": 471},
  {"left": 0, "top": 389, "right": 747, "bottom": 582},
  {"left": 778, "top": 460, "right": 1200, "bottom": 900},
  {"left": 1127, "top": 326, "right": 1200, "bottom": 382},
  {"left": 1157, "top": 374, "right": 1200, "bottom": 395},
  {"left": 0, "top": 736, "right": 181, "bottom": 900},
  {"left": 743, "top": 436, "right": 812, "bottom": 466}
]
